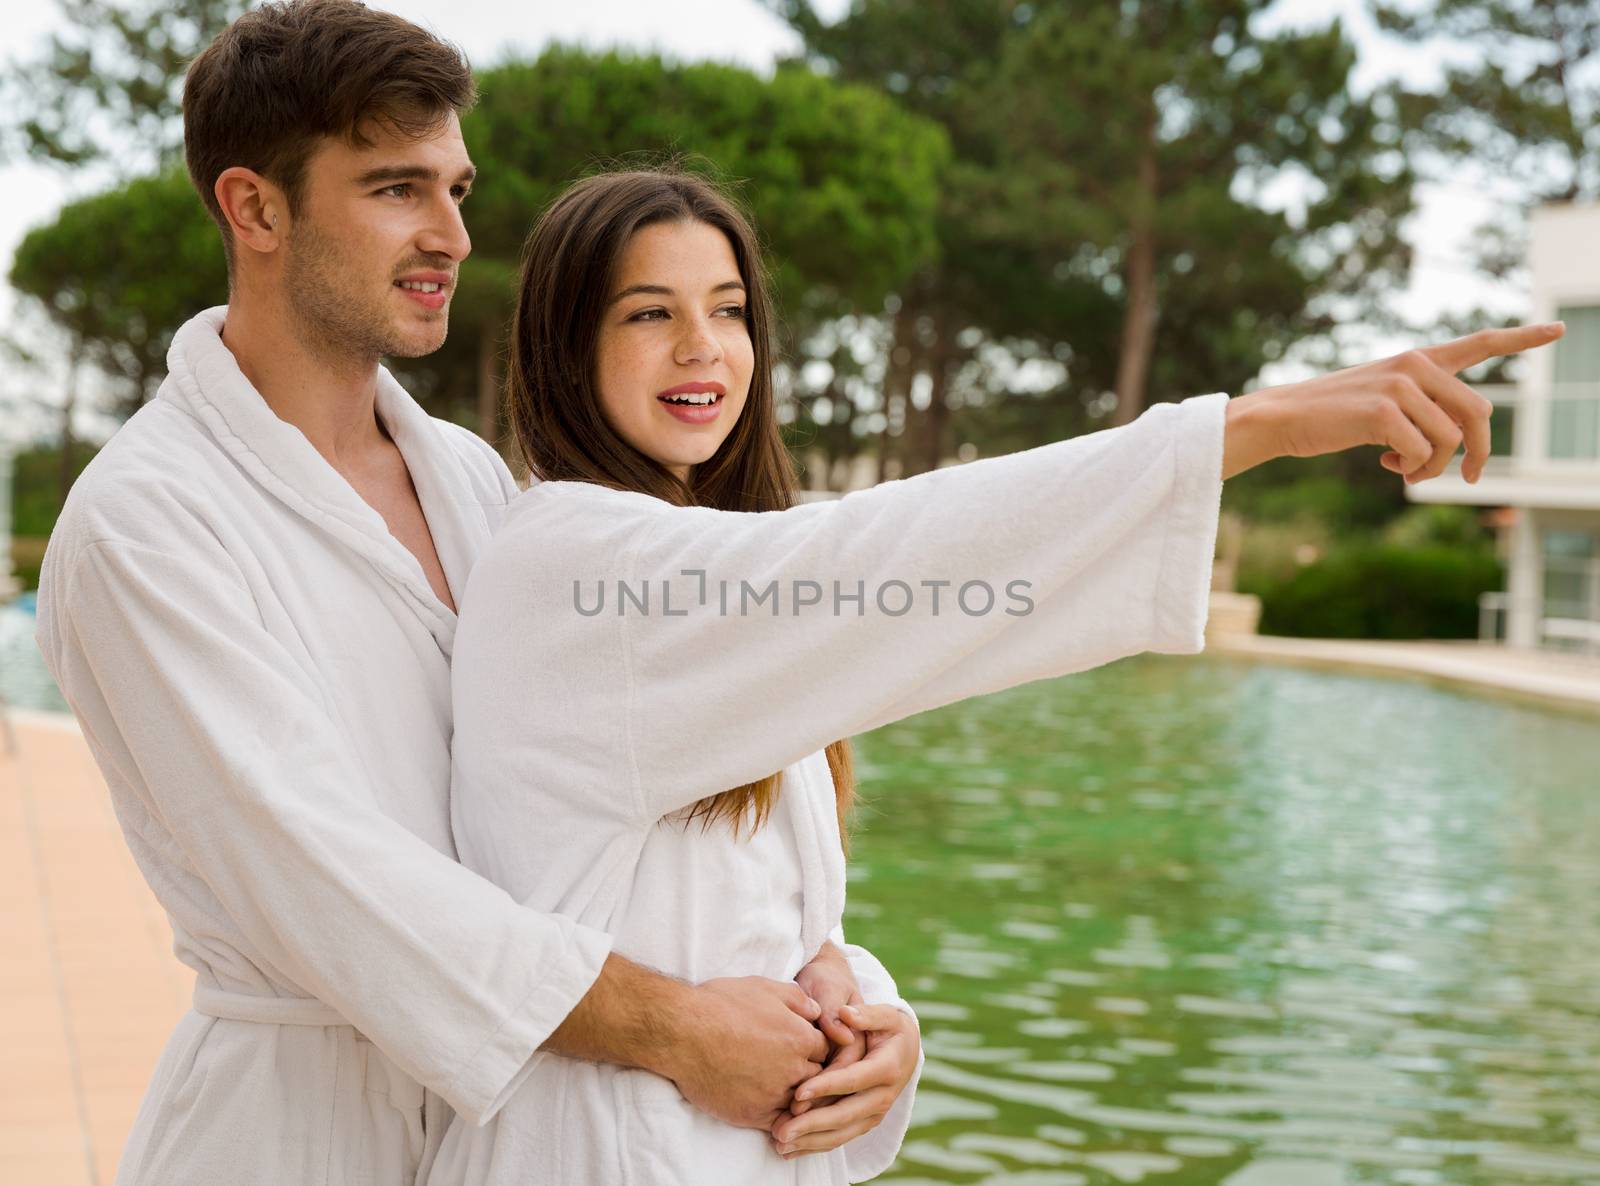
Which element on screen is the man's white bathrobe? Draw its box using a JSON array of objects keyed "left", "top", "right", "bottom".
[
  {"left": 33, "top": 306, "right": 914, "bottom": 1186},
  {"left": 436, "top": 388, "right": 1229, "bottom": 1183}
]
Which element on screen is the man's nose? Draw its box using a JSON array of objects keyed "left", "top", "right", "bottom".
[{"left": 417, "top": 199, "right": 472, "bottom": 262}]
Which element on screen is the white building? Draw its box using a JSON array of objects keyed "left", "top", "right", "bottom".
[{"left": 1407, "top": 201, "right": 1600, "bottom": 653}]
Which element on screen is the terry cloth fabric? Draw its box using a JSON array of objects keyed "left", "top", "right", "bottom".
[{"left": 435, "top": 389, "right": 1229, "bottom": 1184}]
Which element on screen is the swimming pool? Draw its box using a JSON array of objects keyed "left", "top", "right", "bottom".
[
  {"left": 846, "top": 654, "right": 1600, "bottom": 1185},
  {"left": 0, "top": 598, "right": 66, "bottom": 713}
]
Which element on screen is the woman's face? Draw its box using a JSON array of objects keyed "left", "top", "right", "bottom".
[{"left": 594, "top": 219, "right": 754, "bottom": 482}]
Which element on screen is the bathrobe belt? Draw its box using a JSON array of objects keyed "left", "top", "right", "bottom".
[{"left": 193, "top": 982, "right": 349, "bottom": 1027}]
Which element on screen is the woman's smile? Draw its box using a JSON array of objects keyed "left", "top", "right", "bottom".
[{"left": 657, "top": 380, "right": 727, "bottom": 424}]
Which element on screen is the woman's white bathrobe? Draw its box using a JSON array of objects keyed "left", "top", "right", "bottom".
[
  {"left": 33, "top": 306, "right": 914, "bottom": 1186},
  {"left": 435, "top": 388, "right": 1228, "bottom": 1184}
]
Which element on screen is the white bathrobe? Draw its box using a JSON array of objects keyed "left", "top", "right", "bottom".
[
  {"left": 436, "top": 388, "right": 1228, "bottom": 1184},
  {"left": 33, "top": 306, "right": 914, "bottom": 1186}
]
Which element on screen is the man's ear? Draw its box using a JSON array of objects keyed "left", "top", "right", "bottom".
[{"left": 215, "top": 167, "right": 286, "bottom": 257}]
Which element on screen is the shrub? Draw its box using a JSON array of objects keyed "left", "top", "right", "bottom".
[
  {"left": 10, "top": 443, "right": 98, "bottom": 538},
  {"left": 1379, "top": 503, "right": 1490, "bottom": 551},
  {"left": 1242, "top": 541, "right": 1503, "bottom": 640}
]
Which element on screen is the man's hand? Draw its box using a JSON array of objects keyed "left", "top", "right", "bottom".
[
  {"left": 1222, "top": 322, "right": 1565, "bottom": 483},
  {"left": 770, "top": 1003, "right": 921, "bottom": 1158},
  {"left": 793, "top": 941, "right": 867, "bottom": 1098},
  {"left": 544, "top": 956, "right": 828, "bottom": 1130},
  {"left": 662, "top": 976, "right": 831, "bottom": 1131}
]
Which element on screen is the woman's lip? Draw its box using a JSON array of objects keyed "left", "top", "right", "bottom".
[
  {"left": 657, "top": 381, "right": 726, "bottom": 397},
  {"left": 657, "top": 393, "right": 724, "bottom": 424}
]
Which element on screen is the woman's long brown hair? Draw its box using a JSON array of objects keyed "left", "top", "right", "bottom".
[{"left": 505, "top": 166, "right": 855, "bottom": 844}]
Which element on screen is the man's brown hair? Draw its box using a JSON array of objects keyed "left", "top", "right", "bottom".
[{"left": 182, "top": 0, "right": 475, "bottom": 268}]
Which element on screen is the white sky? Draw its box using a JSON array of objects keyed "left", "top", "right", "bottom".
[{"left": 0, "top": 0, "right": 1534, "bottom": 444}]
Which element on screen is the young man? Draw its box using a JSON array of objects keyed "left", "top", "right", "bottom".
[
  {"left": 38, "top": 1, "right": 1560, "bottom": 1183},
  {"left": 36, "top": 2, "right": 919, "bottom": 1183}
]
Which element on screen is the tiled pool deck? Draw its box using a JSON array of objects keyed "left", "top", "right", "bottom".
[
  {"left": 1207, "top": 634, "right": 1600, "bottom": 719},
  {"left": 2, "top": 711, "right": 188, "bottom": 1186},
  {"left": 2, "top": 637, "right": 1596, "bottom": 1181}
]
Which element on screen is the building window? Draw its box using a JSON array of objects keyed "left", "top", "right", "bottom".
[
  {"left": 1542, "top": 529, "right": 1599, "bottom": 638},
  {"left": 1551, "top": 305, "right": 1600, "bottom": 460},
  {"left": 1489, "top": 404, "right": 1516, "bottom": 457}
]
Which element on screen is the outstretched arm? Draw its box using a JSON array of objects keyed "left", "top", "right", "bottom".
[
  {"left": 1221, "top": 322, "right": 1563, "bottom": 482},
  {"left": 462, "top": 325, "right": 1560, "bottom": 832},
  {"left": 461, "top": 390, "right": 1229, "bottom": 830}
]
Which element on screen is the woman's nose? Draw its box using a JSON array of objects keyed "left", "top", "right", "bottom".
[{"left": 675, "top": 319, "right": 723, "bottom": 366}]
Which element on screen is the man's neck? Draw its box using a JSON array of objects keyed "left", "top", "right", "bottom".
[{"left": 220, "top": 289, "right": 389, "bottom": 467}]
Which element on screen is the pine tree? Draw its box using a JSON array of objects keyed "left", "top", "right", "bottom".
[{"left": 771, "top": 0, "right": 1417, "bottom": 462}]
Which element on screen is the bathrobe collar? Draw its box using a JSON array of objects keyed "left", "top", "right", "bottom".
[{"left": 161, "top": 305, "right": 481, "bottom": 652}]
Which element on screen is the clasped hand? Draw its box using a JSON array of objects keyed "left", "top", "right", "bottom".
[
  {"left": 665, "top": 948, "right": 921, "bottom": 1158},
  {"left": 770, "top": 944, "right": 921, "bottom": 1160}
]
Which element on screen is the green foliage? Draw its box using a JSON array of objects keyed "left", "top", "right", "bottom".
[
  {"left": 461, "top": 49, "right": 948, "bottom": 324},
  {"left": 8, "top": 537, "right": 48, "bottom": 593},
  {"left": 10, "top": 442, "right": 98, "bottom": 538},
  {"left": 1376, "top": 0, "right": 1598, "bottom": 206},
  {"left": 1380, "top": 503, "right": 1492, "bottom": 551},
  {"left": 772, "top": 0, "right": 1417, "bottom": 446},
  {"left": 9, "top": 46, "right": 947, "bottom": 438},
  {"left": 1376, "top": 0, "right": 1600, "bottom": 288},
  {"left": 3, "top": 0, "right": 247, "bottom": 172},
  {"left": 9, "top": 169, "right": 228, "bottom": 413},
  {"left": 1227, "top": 473, "right": 1498, "bottom": 639},
  {"left": 1243, "top": 541, "right": 1503, "bottom": 639},
  {"left": 1230, "top": 470, "right": 1400, "bottom": 533},
  {"left": 1234, "top": 515, "right": 1334, "bottom": 592},
  {"left": 405, "top": 48, "right": 950, "bottom": 433}
]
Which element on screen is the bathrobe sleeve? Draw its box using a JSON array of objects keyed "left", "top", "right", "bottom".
[
  {"left": 835, "top": 931, "right": 923, "bottom": 1182},
  {"left": 460, "top": 391, "right": 1226, "bottom": 826},
  {"left": 45, "top": 532, "right": 613, "bottom": 1127}
]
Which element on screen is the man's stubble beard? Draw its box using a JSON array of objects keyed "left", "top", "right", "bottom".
[{"left": 282, "top": 218, "right": 448, "bottom": 367}]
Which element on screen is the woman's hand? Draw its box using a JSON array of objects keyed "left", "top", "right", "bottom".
[
  {"left": 1222, "top": 322, "right": 1565, "bottom": 483},
  {"left": 770, "top": 1003, "right": 921, "bottom": 1159},
  {"left": 793, "top": 941, "right": 867, "bottom": 1087}
]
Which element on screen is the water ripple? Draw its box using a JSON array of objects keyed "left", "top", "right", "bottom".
[{"left": 844, "top": 655, "right": 1600, "bottom": 1184}]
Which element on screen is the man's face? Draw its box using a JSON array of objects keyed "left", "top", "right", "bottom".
[{"left": 281, "top": 110, "right": 474, "bottom": 363}]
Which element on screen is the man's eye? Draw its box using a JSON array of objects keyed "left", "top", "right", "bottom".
[
  {"left": 453, "top": 187, "right": 472, "bottom": 203},
  {"left": 380, "top": 184, "right": 410, "bottom": 198}
]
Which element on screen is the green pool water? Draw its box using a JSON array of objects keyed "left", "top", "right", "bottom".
[{"left": 842, "top": 654, "right": 1600, "bottom": 1185}]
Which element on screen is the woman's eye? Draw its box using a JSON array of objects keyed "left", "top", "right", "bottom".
[
  {"left": 628, "top": 308, "right": 668, "bottom": 322},
  {"left": 717, "top": 304, "right": 747, "bottom": 320}
]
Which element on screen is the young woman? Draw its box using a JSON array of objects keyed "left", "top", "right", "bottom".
[
  {"left": 430, "top": 170, "right": 925, "bottom": 1186},
  {"left": 430, "top": 168, "right": 1555, "bottom": 1185}
]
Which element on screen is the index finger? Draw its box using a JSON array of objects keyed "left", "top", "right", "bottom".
[{"left": 1421, "top": 322, "right": 1564, "bottom": 374}]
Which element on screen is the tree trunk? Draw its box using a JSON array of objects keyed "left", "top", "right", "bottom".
[
  {"left": 58, "top": 355, "right": 78, "bottom": 513},
  {"left": 921, "top": 326, "right": 953, "bottom": 474},
  {"left": 877, "top": 301, "right": 918, "bottom": 485},
  {"left": 476, "top": 320, "right": 501, "bottom": 452},
  {"left": 1111, "top": 130, "right": 1161, "bottom": 428}
]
